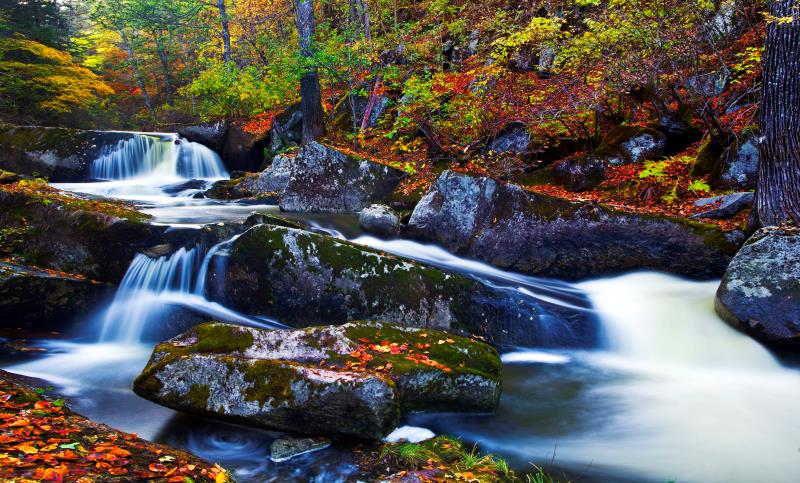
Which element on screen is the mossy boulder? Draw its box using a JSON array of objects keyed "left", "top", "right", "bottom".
[
  {"left": 133, "top": 321, "right": 502, "bottom": 439},
  {"left": 594, "top": 125, "right": 666, "bottom": 165},
  {"left": 406, "top": 170, "right": 745, "bottom": 281},
  {"left": 0, "top": 183, "right": 162, "bottom": 283},
  {"left": 278, "top": 142, "right": 405, "bottom": 213},
  {"left": 0, "top": 125, "right": 136, "bottom": 181},
  {"left": 0, "top": 261, "right": 112, "bottom": 331},
  {"left": 210, "top": 225, "right": 596, "bottom": 348},
  {"left": 715, "top": 227, "right": 800, "bottom": 348}
]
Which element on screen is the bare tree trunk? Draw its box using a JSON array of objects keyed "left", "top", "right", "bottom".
[
  {"left": 154, "top": 33, "right": 173, "bottom": 105},
  {"left": 295, "top": 0, "right": 326, "bottom": 143},
  {"left": 755, "top": 0, "right": 800, "bottom": 227},
  {"left": 120, "top": 30, "right": 155, "bottom": 115},
  {"left": 217, "top": 0, "right": 232, "bottom": 62}
]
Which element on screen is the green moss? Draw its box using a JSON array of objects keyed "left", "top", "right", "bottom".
[
  {"left": 241, "top": 359, "right": 304, "bottom": 407},
  {"left": 193, "top": 323, "right": 255, "bottom": 353},
  {"left": 691, "top": 135, "right": 723, "bottom": 177},
  {"left": 132, "top": 370, "right": 164, "bottom": 398},
  {"left": 186, "top": 383, "right": 210, "bottom": 409}
]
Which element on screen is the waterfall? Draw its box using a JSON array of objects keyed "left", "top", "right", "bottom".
[{"left": 90, "top": 133, "right": 228, "bottom": 181}]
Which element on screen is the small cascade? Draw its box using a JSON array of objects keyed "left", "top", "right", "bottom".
[{"left": 90, "top": 133, "right": 228, "bottom": 181}]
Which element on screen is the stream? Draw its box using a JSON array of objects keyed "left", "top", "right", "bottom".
[{"left": 2, "top": 133, "right": 799, "bottom": 482}]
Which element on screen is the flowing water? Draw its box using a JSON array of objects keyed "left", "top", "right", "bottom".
[{"left": 4, "top": 132, "right": 800, "bottom": 482}]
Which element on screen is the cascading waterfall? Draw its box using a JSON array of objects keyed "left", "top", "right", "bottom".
[
  {"left": 98, "top": 235, "right": 275, "bottom": 344},
  {"left": 90, "top": 133, "right": 228, "bottom": 180}
]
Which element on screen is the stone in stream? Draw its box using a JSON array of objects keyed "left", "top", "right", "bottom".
[
  {"left": 690, "top": 192, "right": 753, "bottom": 220},
  {"left": 715, "top": 227, "right": 800, "bottom": 348},
  {"left": 0, "top": 125, "right": 137, "bottom": 181},
  {"left": 270, "top": 436, "right": 332, "bottom": 462},
  {"left": 210, "top": 224, "right": 596, "bottom": 348},
  {"left": 0, "top": 262, "right": 112, "bottom": 331},
  {"left": 133, "top": 321, "right": 502, "bottom": 440},
  {"left": 359, "top": 204, "right": 401, "bottom": 238},
  {"left": 177, "top": 121, "right": 229, "bottom": 153},
  {"left": 405, "top": 170, "right": 745, "bottom": 281}
]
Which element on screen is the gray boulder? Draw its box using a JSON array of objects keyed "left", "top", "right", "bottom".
[
  {"left": 0, "top": 125, "right": 136, "bottom": 181},
  {"left": 177, "top": 121, "right": 228, "bottom": 153},
  {"left": 717, "top": 132, "right": 759, "bottom": 190},
  {"left": 406, "top": 171, "right": 744, "bottom": 281},
  {"left": 279, "top": 142, "right": 405, "bottom": 213},
  {"left": 552, "top": 156, "right": 607, "bottom": 192},
  {"left": 487, "top": 122, "right": 530, "bottom": 155},
  {"left": 133, "top": 321, "right": 502, "bottom": 439},
  {"left": 359, "top": 204, "right": 401, "bottom": 238},
  {"left": 594, "top": 125, "right": 667, "bottom": 165},
  {"left": 690, "top": 192, "right": 753, "bottom": 220},
  {"left": 270, "top": 437, "right": 331, "bottom": 462},
  {"left": 715, "top": 227, "right": 800, "bottom": 347},
  {"left": 210, "top": 225, "right": 596, "bottom": 348}
]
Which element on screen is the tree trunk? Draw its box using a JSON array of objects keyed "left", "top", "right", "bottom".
[
  {"left": 755, "top": 0, "right": 800, "bottom": 227},
  {"left": 120, "top": 30, "right": 155, "bottom": 115},
  {"left": 295, "top": 0, "right": 326, "bottom": 143},
  {"left": 154, "top": 33, "right": 173, "bottom": 105},
  {"left": 217, "top": 0, "right": 232, "bottom": 63}
]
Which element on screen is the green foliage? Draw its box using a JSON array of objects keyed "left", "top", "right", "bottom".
[
  {"left": 687, "top": 179, "right": 711, "bottom": 194},
  {"left": 0, "top": 37, "right": 113, "bottom": 121},
  {"left": 639, "top": 160, "right": 670, "bottom": 182},
  {"left": 182, "top": 59, "right": 298, "bottom": 119}
]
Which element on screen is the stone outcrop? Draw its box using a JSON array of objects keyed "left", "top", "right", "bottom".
[
  {"left": 406, "top": 171, "right": 744, "bottom": 281},
  {"left": 177, "top": 121, "right": 229, "bottom": 153},
  {"left": 594, "top": 125, "right": 667, "bottom": 165},
  {"left": 210, "top": 224, "right": 596, "bottom": 348},
  {"left": 359, "top": 204, "right": 401, "bottom": 238},
  {"left": 133, "top": 321, "right": 502, "bottom": 440},
  {"left": 715, "top": 227, "right": 800, "bottom": 347},
  {"left": 690, "top": 192, "right": 753, "bottom": 220}
]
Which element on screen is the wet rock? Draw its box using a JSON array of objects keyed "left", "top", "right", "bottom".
[
  {"left": 270, "top": 436, "right": 331, "bottom": 462},
  {"left": 487, "top": 122, "right": 531, "bottom": 155},
  {"left": 161, "top": 179, "right": 208, "bottom": 195},
  {"left": 133, "top": 321, "right": 502, "bottom": 439},
  {"left": 359, "top": 204, "right": 401, "bottom": 238},
  {"left": 0, "top": 125, "right": 136, "bottom": 181},
  {"left": 177, "top": 121, "right": 228, "bottom": 153},
  {"left": 222, "top": 123, "right": 270, "bottom": 172},
  {"left": 251, "top": 154, "right": 294, "bottom": 194},
  {"left": 279, "top": 143, "right": 405, "bottom": 213},
  {"left": 552, "top": 156, "right": 607, "bottom": 192},
  {"left": 0, "top": 262, "right": 111, "bottom": 331},
  {"left": 406, "top": 171, "right": 744, "bottom": 281},
  {"left": 715, "top": 227, "right": 800, "bottom": 347},
  {"left": 690, "top": 192, "right": 753, "bottom": 220},
  {"left": 594, "top": 125, "right": 666, "bottom": 165},
  {"left": 243, "top": 212, "right": 306, "bottom": 230},
  {"left": 212, "top": 225, "right": 596, "bottom": 348}
]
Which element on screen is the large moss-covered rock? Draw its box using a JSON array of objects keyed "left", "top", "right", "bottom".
[
  {"left": 406, "top": 171, "right": 744, "bottom": 281},
  {"left": 0, "top": 125, "right": 136, "bottom": 181},
  {"left": 0, "top": 262, "right": 111, "bottom": 331},
  {"left": 278, "top": 142, "right": 405, "bottom": 213},
  {"left": 0, "top": 183, "right": 162, "bottom": 283},
  {"left": 715, "top": 227, "right": 800, "bottom": 348},
  {"left": 210, "top": 225, "right": 595, "bottom": 348},
  {"left": 133, "top": 321, "right": 502, "bottom": 439}
]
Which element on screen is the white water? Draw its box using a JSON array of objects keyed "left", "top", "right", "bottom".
[{"left": 91, "top": 133, "right": 228, "bottom": 181}]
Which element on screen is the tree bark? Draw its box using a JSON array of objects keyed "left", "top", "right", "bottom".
[
  {"left": 154, "top": 33, "right": 173, "bottom": 105},
  {"left": 295, "top": 0, "right": 326, "bottom": 143},
  {"left": 217, "top": 0, "right": 232, "bottom": 63},
  {"left": 755, "top": 0, "right": 800, "bottom": 227}
]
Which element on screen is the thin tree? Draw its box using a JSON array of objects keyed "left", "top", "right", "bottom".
[
  {"left": 295, "top": 0, "right": 326, "bottom": 143},
  {"left": 216, "top": 0, "right": 232, "bottom": 62},
  {"left": 755, "top": 0, "right": 800, "bottom": 226}
]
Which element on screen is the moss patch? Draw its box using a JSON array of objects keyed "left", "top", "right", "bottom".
[{"left": 193, "top": 323, "right": 255, "bottom": 353}]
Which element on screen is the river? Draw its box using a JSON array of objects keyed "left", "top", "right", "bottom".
[{"left": 2, "top": 133, "right": 799, "bottom": 482}]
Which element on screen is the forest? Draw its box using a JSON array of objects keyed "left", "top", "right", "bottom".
[{"left": 1, "top": 0, "right": 799, "bottom": 482}]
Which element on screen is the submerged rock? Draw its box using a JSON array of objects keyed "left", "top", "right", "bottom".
[
  {"left": 406, "top": 171, "right": 744, "bottom": 281},
  {"left": 359, "top": 204, "right": 401, "bottom": 238},
  {"left": 0, "top": 125, "right": 136, "bottom": 181},
  {"left": 0, "top": 262, "right": 111, "bottom": 331},
  {"left": 715, "top": 227, "right": 800, "bottom": 347},
  {"left": 690, "top": 192, "right": 753, "bottom": 220},
  {"left": 212, "top": 225, "right": 595, "bottom": 348},
  {"left": 133, "top": 321, "right": 502, "bottom": 439},
  {"left": 278, "top": 143, "right": 404, "bottom": 213},
  {"left": 270, "top": 436, "right": 331, "bottom": 462}
]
